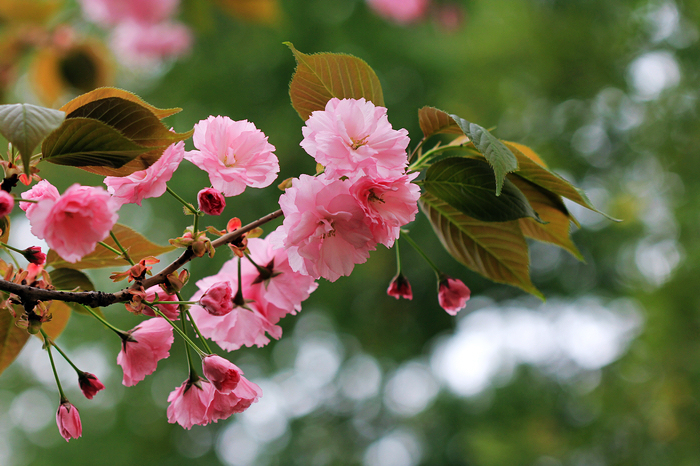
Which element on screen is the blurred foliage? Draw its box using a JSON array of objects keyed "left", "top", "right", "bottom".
[{"left": 2, "top": 0, "right": 700, "bottom": 465}]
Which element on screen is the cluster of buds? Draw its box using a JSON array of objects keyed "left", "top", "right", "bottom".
[
  {"left": 110, "top": 257, "right": 160, "bottom": 283},
  {"left": 170, "top": 228, "right": 214, "bottom": 258}
]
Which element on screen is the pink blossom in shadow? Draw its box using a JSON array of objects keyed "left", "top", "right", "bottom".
[
  {"left": 110, "top": 20, "right": 192, "bottom": 68},
  {"left": 142, "top": 286, "right": 180, "bottom": 320},
  {"left": 366, "top": 0, "right": 430, "bottom": 24},
  {"left": 207, "top": 376, "right": 262, "bottom": 423},
  {"left": 104, "top": 141, "right": 184, "bottom": 206},
  {"left": 202, "top": 355, "right": 242, "bottom": 394},
  {"left": 167, "top": 378, "right": 215, "bottom": 429},
  {"left": 78, "top": 0, "right": 179, "bottom": 27},
  {"left": 438, "top": 277, "right": 471, "bottom": 315},
  {"left": 185, "top": 116, "right": 279, "bottom": 197},
  {"left": 20, "top": 179, "right": 60, "bottom": 219}
]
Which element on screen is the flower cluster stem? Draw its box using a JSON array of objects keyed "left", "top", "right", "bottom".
[
  {"left": 400, "top": 231, "right": 441, "bottom": 279},
  {"left": 79, "top": 304, "right": 127, "bottom": 337},
  {"left": 41, "top": 328, "right": 67, "bottom": 402},
  {"left": 148, "top": 306, "right": 207, "bottom": 358},
  {"left": 109, "top": 231, "right": 135, "bottom": 266}
]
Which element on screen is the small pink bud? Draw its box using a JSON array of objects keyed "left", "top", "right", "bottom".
[
  {"left": 202, "top": 355, "right": 242, "bottom": 394},
  {"left": 199, "top": 282, "right": 234, "bottom": 316},
  {"left": 387, "top": 273, "right": 412, "bottom": 300},
  {"left": 56, "top": 401, "right": 82, "bottom": 441},
  {"left": 197, "top": 188, "right": 226, "bottom": 216},
  {"left": 0, "top": 190, "right": 14, "bottom": 217},
  {"left": 21, "top": 246, "right": 46, "bottom": 266},
  {"left": 438, "top": 277, "right": 470, "bottom": 315},
  {"left": 78, "top": 372, "right": 105, "bottom": 399}
]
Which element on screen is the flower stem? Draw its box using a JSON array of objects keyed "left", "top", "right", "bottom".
[
  {"left": 41, "top": 328, "right": 67, "bottom": 402},
  {"left": 244, "top": 252, "right": 269, "bottom": 276},
  {"left": 148, "top": 300, "right": 197, "bottom": 306},
  {"left": 45, "top": 335, "right": 81, "bottom": 373},
  {"left": 109, "top": 231, "right": 134, "bottom": 266},
  {"left": 148, "top": 306, "right": 206, "bottom": 358},
  {"left": 177, "top": 291, "right": 213, "bottom": 355},
  {"left": 395, "top": 239, "right": 402, "bottom": 274},
  {"left": 166, "top": 186, "right": 198, "bottom": 216},
  {"left": 79, "top": 304, "right": 127, "bottom": 337},
  {"left": 98, "top": 241, "right": 123, "bottom": 257},
  {"left": 0, "top": 241, "right": 24, "bottom": 254},
  {"left": 400, "top": 231, "right": 441, "bottom": 279}
]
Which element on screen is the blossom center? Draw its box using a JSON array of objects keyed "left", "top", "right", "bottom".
[
  {"left": 350, "top": 135, "right": 369, "bottom": 150},
  {"left": 368, "top": 190, "right": 385, "bottom": 204}
]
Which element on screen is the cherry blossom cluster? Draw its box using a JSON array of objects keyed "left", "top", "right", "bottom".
[{"left": 77, "top": 0, "right": 192, "bottom": 67}]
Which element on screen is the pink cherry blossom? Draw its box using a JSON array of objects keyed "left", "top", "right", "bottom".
[
  {"left": 202, "top": 355, "right": 242, "bottom": 394},
  {"left": 0, "top": 190, "right": 14, "bottom": 217},
  {"left": 185, "top": 116, "right": 279, "bottom": 197},
  {"left": 387, "top": 273, "right": 412, "bottom": 300},
  {"left": 110, "top": 21, "right": 192, "bottom": 68},
  {"left": 366, "top": 0, "right": 430, "bottom": 24},
  {"left": 197, "top": 188, "right": 226, "bottom": 215},
  {"left": 78, "top": 0, "right": 179, "bottom": 27},
  {"left": 117, "top": 318, "right": 174, "bottom": 386},
  {"left": 199, "top": 282, "right": 234, "bottom": 316},
  {"left": 438, "top": 277, "right": 471, "bottom": 315},
  {"left": 104, "top": 141, "right": 184, "bottom": 206},
  {"left": 271, "top": 174, "right": 375, "bottom": 282},
  {"left": 349, "top": 173, "right": 420, "bottom": 247},
  {"left": 142, "top": 286, "right": 180, "bottom": 320},
  {"left": 28, "top": 184, "right": 119, "bottom": 263},
  {"left": 300, "top": 98, "right": 410, "bottom": 179},
  {"left": 207, "top": 375, "right": 262, "bottom": 423},
  {"left": 166, "top": 378, "right": 216, "bottom": 429},
  {"left": 20, "top": 179, "right": 60, "bottom": 218},
  {"left": 56, "top": 401, "right": 82, "bottom": 441},
  {"left": 78, "top": 372, "right": 105, "bottom": 399}
]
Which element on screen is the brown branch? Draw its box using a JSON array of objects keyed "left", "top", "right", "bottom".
[{"left": 0, "top": 209, "right": 284, "bottom": 309}]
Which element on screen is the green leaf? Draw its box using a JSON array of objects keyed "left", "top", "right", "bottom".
[
  {"left": 46, "top": 223, "right": 175, "bottom": 269},
  {"left": 0, "top": 307, "right": 29, "bottom": 376},
  {"left": 449, "top": 115, "right": 518, "bottom": 196},
  {"left": 41, "top": 117, "right": 149, "bottom": 168},
  {"left": 418, "top": 106, "right": 462, "bottom": 139},
  {"left": 510, "top": 175, "right": 583, "bottom": 261},
  {"left": 0, "top": 103, "right": 65, "bottom": 175},
  {"left": 503, "top": 141, "right": 619, "bottom": 222},
  {"left": 49, "top": 268, "right": 101, "bottom": 315},
  {"left": 286, "top": 42, "right": 384, "bottom": 121},
  {"left": 423, "top": 157, "right": 542, "bottom": 223},
  {"left": 420, "top": 191, "right": 543, "bottom": 299}
]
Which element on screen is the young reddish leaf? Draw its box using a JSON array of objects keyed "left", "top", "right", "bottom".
[
  {"left": 418, "top": 106, "right": 462, "bottom": 139},
  {"left": 0, "top": 307, "right": 30, "bottom": 376},
  {"left": 46, "top": 224, "right": 175, "bottom": 270},
  {"left": 503, "top": 141, "right": 619, "bottom": 221},
  {"left": 60, "top": 87, "right": 182, "bottom": 120},
  {"left": 0, "top": 103, "right": 65, "bottom": 175},
  {"left": 49, "top": 268, "right": 101, "bottom": 315},
  {"left": 423, "top": 157, "right": 542, "bottom": 223},
  {"left": 286, "top": 42, "right": 384, "bottom": 121},
  {"left": 41, "top": 301, "right": 71, "bottom": 340},
  {"left": 449, "top": 115, "right": 518, "bottom": 197},
  {"left": 510, "top": 175, "right": 584, "bottom": 261},
  {"left": 420, "top": 191, "right": 543, "bottom": 299}
]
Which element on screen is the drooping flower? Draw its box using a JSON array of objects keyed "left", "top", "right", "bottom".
[
  {"left": 78, "top": 372, "right": 105, "bottom": 399},
  {"left": 300, "top": 98, "right": 410, "bottom": 179},
  {"left": 202, "top": 355, "right": 242, "bottom": 394},
  {"left": 56, "top": 401, "right": 82, "bottom": 442},
  {"left": 78, "top": 0, "right": 179, "bottom": 27},
  {"left": 199, "top": 281, "right": 234, "bottom": 316},
  {"left": 349, "top": 173, "right": 420, "bottom": 247},
  {"left": 0, "top": 190, "right": 14, "bottom": 217},
  {"left": 207, "top": 375, "right": 262, "bottom": 423},
  {"left": 437, "top": 277, "right": 470, "bottom": 315},
  {"left": 366, "top": 0, "right": 430, "bottom": 24},
  {"left": 104, "top": 141, "right": 184, "bottom": 206},
  {"left": 20, "top": 179, "right": 60, "bottom": 219},
  {"left": 271, "top": 174, "right": 375, "bottom": 282},
  {"left": 166, "top": 377, "right": 216, "bottom": 429},
  {"left": 110, "top": 20, "right": 192, "bottom": 68},
  {"left": 117, "top": 317, "right": 174, "bottom": 386},
  {"left": 387, "top": 273, "right": 412, "bottom": 300},
  {"left": 185, "top": 116, "right": 279, "bottom": 197},
  {"left": 28, "top": 184, "right": 119, "bottom": 263},
  {"left": 197, "top": 188, "right": 226, "bottom": 216},
  {"left": 142, "top": 286, "right": 180, "bottom": 320}
]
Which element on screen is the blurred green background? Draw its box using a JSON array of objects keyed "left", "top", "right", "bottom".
[{"left": 2, "top": 0, "right": 700, "bottom": 464}]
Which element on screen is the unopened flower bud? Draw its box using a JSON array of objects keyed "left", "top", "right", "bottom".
[
  {"left": 437, "top": 277, "right": 470, "bottom": 315},
  {"left": 21, "top": 246, "right": 46, "bottom": 266},
  {"left": 387, "top": 273, "right": 412, "bottom": 300},
  {"left": 199, "top": 282, "right": 234, "bottom": 316},
  {"left": 0, "top": 190, "right": 14, "bottom": 217},
  {"left": 197, "top": 188, "right": 226, "bottom": 216},
  {"left": 78, "top": 372, "right": 105, "bottom": 399},
  {"left": 56, "top": 401, "right": 82, "bottom": 441}
]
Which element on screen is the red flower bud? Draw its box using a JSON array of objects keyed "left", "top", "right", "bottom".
[
  {"left": 387, "top": 273, "right": 412, "bottom": 300},
  {"left": 438, "top": 277, "right": 470, "bottom": 315},
  {"left": 78, "top": 372, "right": 105, "bottom": 399},
  {"left": 21, "top": 246, "right": 46, "bottom": 266},
  {"left": 198, "top": 188, "right": 226, "bottom": 216}
]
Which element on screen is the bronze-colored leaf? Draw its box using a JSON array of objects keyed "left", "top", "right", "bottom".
[
  {"left": 60, "top": 87, "right": 181, "bottom": 120},
  {"left": 420, "top": 191, "right": 543, "bottom": 299},
  {"left": 41, "top": 301, "right": 71, "bottom": 340},
  {"left": 46, "top": 224, "right": 175, "bottom": 269},
  {"left": 0, "top": 307, "right": 29, "bottom": 376},
  {"left": 286, "top": 42, "right": 384, "bottom": 121},
  {"left": 418, "top": 106, "right": 462, "bottom": 139}
]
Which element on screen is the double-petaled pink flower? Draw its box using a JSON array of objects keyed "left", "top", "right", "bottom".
[
  {"left": 366, "top": 0, "right": 430, "bottom": 24},
  {"left": 272, "top": 174, "right": 375, "bottom": 282},
  {"left": 199, "top": 281, "right": 234, "bottom": 316},
  {"left": 301, "top": 98, "right": 409, "bottom": 179},
  {"left": 78, "top": 0, "right": 179, "bottom": 26},
  {"left": 104, "top": 141, "right": 184, "bottom": 206},
  {"left": 0, "top": 190, "right": 14, "bottom": 217},
  {"left": 142, "top": 286, "right": 180, "bottom": 320},
  {"left": 438, "top": 277, "right": 471, "bottom": 315},
  {"left": 202, "top": 355, "right": 242, "bottom": 394},
  {"left": 117, "top": 317, "right": 174, "bottom": 386},
  {"left": 185, "top": 116, "right": 279, "bottom": 197},
  {"left": 26, "top": 184, "right": 119, "bottom": 263}
]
